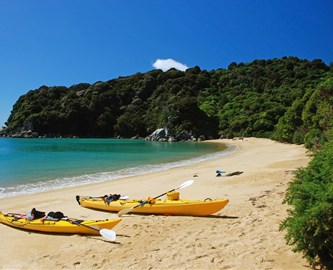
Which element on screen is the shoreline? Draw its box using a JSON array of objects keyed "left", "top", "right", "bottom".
[
  {"left": 0, "top": 138, "right": 232, "bottom": 199},
  {"left": 0, "top": 137, "right": 311, "bottom": 269}
]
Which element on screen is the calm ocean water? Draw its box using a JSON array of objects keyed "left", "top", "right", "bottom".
[{"left": 0, "top": 138, "right": 235, "bottom": 198}]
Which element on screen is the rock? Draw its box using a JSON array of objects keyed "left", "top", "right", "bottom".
[
  {"left": 176, "top": 131, "right": 192, "bottom": 141},
  {"left": 145, "top": 128, "right": 168, "bottom": 141}
]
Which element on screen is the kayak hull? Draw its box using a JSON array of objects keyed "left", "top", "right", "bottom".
[
  {"left": 0, "top": 212, "right": 121, "bottom": 235},
  {"left": 78, "top": 196, "right": 229, "bottom": 216}
]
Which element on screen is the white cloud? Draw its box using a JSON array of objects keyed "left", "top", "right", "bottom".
[{"left": 152, "top": 58, "right": 188, "bottom": 72}]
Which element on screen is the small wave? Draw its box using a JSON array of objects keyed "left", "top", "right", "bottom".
[{"left": 0, "top": 144, "right": 237, "bottom": 198}]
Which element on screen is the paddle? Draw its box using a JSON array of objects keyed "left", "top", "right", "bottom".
[
  {"left": 117, "top": 179, "right": 194, "bottom": 217},
  {"left": 65, "top": 218, "right": 116, "bottom": 241}
]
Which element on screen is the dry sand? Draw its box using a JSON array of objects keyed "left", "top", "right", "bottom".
[{"left": 0, "top": 137, "right": 311, "bottom": 270}]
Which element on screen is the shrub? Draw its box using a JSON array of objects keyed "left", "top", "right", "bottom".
[{"left": 280, "top": 139, "right": 333, "bottom": 269}]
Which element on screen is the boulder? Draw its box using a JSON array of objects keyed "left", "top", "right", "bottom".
[{"left": 145, "top": 128, "right": 168, "bottom": 141}]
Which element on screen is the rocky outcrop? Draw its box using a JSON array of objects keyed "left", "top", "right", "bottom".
[
  {"left": 145, "top": 128, "right": 204, "bottom": 142},
  {"left": 145, "top": 128, "right": 168, "bottom": 141},
  {"left": 8, "top": 129, "right": 39, "bottom": 138}
]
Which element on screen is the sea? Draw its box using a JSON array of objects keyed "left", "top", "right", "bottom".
[{"left": 0, "top": 138, "right": 236, "bottom": 199}]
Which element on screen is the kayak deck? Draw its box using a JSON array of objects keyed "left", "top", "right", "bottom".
[
  {"left": 0, "top": 212, "right": 121, "bottom": 235},
  {"left": 78, "top": 196, "right": 229, "bottom": 216}
]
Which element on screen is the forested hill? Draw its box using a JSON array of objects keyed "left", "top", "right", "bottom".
[{"left": 3, "top": 57, "right": 333, "bottom": 148}]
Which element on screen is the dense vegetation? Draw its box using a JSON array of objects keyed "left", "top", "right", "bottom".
[
  {"left": 280, "top": 136, "right": 333, "bottom": 269},
  {"left": 3, "top": 57, "right": 332, "bottom": 145},
  {"left": 2, "top": 56, "right": 333, "bottom": 268}
]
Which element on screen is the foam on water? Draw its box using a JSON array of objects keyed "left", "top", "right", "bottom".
[{"left": 0, "top": 144, "right": 237, "bottom": 198}]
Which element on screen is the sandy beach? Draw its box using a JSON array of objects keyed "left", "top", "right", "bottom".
[{"left": 0, "top": 137, "right": 311, "bottom": 270}]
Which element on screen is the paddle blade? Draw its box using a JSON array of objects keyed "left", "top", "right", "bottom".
[
  {"left": 178, "top": 179, "right": 194, "bottom": 190},
  {"left": 100, "top": 229, "right": 116, "bottom": 241},
  {"left": 117, "top": 206, "right": 134, "bottom": 217}
]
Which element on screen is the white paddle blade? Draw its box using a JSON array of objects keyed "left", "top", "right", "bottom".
[
  {"left": 100, "top": 229, "right": 116, "bottom": 241},
  {"left": 178, "top": 179, "right": 194, "bottom": 190},
  {"left": 117, "top": 207, "right": 133, "bottom": 217}
]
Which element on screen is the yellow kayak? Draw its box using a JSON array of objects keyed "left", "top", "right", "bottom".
[
  {"left": 0, "top": 211, "right": 121, "bottom": 235},
  {"left": 76, "top": 195, "right": 229, "bottom": 216}
]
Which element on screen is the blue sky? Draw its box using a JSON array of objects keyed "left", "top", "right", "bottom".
[{"left": 1, "top": 0, "right": 332, "bottom": 128}]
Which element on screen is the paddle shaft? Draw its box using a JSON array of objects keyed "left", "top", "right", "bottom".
[
  {"left": 117, "top": 179, "right": 194, "bottom": 216},
  {"left": 134, "top": 187, "right": 177, "bottom": 209},
  {"left": 66, "top": 218, "right": 100, "bottom": 232},
  {"left": 66, "top": 218, "right": 116, "bottom": 241},
  {"left": 66, "top": 218, "right": 107, "bottom": 232}
]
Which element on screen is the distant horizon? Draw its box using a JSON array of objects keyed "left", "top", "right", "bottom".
[{"left": 1, "top": 0, "right": 332, "bottom": 127}]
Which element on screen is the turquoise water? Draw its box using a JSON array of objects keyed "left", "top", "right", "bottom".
[{"left": 0, "top": 138, "right": 234, "bottom": 198}]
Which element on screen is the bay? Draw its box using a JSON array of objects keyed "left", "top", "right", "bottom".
[{"left": 0, "top": 138, "right": 235, "bottom": 198}]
